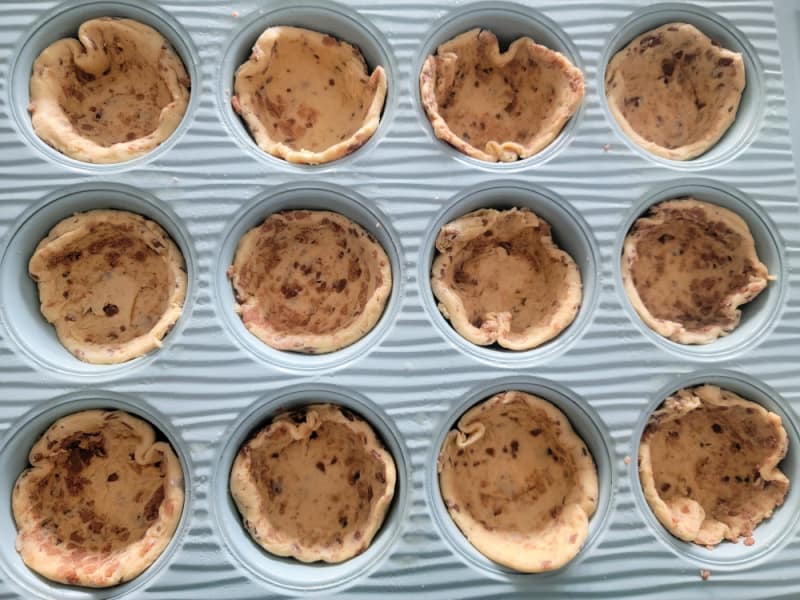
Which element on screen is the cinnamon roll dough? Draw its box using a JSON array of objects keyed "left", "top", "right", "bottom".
[
  {"left": 12, "top": 410, "right": 184, "bottom": 587},
  {"left": 28, "top": 209, "right": 187, "bottom": 364},
  {"left": 230, "top": 404, "right": 396, "bottom": 563},
  {"left": 228, "top": 210, "right": 391, "bottom": 354},
  {"left": 639, "top": 385, "right": 789, "bottom": 546},
  {"left": 431, "top": 207, "right": 581, "bottom": 350},
  {"left": 605, "top": 23, "right": 745, "bottom": 160},
  {"left": 232, "top": 26, "right": 387, "bottom": 164},
  {"left": 29, "top": 17, "right": 190, "bottom": 163},
  {"left": 621, "top": 198, "right": 768, "bottom": 344},
  {"left": 420, "top": 29, "right": 583, "bottom": 162},
  {"left": 438, "top": 391, "right": 598, "bottom": 572}
]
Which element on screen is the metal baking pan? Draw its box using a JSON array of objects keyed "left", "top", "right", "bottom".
[{"left": 1, "top": 0, "right": 799, "bottom": 597}]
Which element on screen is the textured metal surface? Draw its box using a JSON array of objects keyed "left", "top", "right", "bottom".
[{"left": 0, "top": 0, "right": 798, "bottom": 598}]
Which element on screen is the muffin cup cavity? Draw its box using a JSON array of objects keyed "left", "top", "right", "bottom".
[
  {"left": 7, "top": 0, "right": 200, "bottom": 172},
  {"left": 215, "top": 183, "right": 404, "bottom": 372},
  {"left": 427, "top": 377, "right": 615, "bottom": 581},
  {"left": 218, "top": 0, "right": 397, "bottom": 171},
  {"left": 0, "top": 391, "right": 191, "bottom": 600},
  {"left": 212, "top": 384, "right": 409, "bottom": 594},
  {"left": 631, "top": 371, "right": 800, "bottom": 569},
  {"left": 600, "top": 2, "right": 765, "bottom": 170},
  {"left": 420, "top": 181, "right": 599, "bottom": 368},
  {"left": 414, "top": 1, "right": 584, "bottom": 171},
  {"left": 0, "top": 182, "right": 196, "bottom": 380},
  {"left": 614, "top": 179, "right": 786, "bottom": 361}
]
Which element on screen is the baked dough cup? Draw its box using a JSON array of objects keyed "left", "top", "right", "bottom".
[
  {"left": 419, "top": 29, "right": 583, "bottom": 162},
  {"left": 605, "top": 23, "right": 745, "bottom": 161},
  {"left": 621, "top": 198, "right": 768, "bottom": 345},
  {"left": 28, "top": 209, "right": 187, "bottom": 364},
  {"left": 28, "top": 17, "right": 190, "bottom": 164},
  {"left": 230, "top": 404, "right": 397, "bottom": 563},
  {"left": 438, "top": 391, "right": 598, "bottom": 572},
  {"left": 431, "top": 207, "right": 581, "bottom": 350},
  {"left": 12, "top": 410, "right": 184, "bottom": 587},
  {"left": 227, "top": 210, "right": 392, "bottom": 354},
  {"left": 232, "top": 26, "right": 387, "bottom": 165},
  {"left": 639, "top": 385, "right": 789, "bottom": 546}
]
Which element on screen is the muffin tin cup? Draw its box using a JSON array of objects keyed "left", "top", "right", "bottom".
[
  {"left": 419, "top": 180, "right": 600, "bottom": 367},
  {"left": 214, "top": 182, "right": 405, "bottom": 372},
  {"left": 426, "top": 376, "right": 616, "bottom": 581},
  {"left": 599, "top": 2, "right": 766, "bottom": 170},
  {"left": 413, "top": 0, "right": 585, "bottom": 171},
  {"left": 211, "top": 383, "right": 410, "bottom": 595},
  {"left": 217, "top": 0, "right": 398, "bottom": 172},
  {"left": 0, "top": 390, "right": 193, "bottom": 600},
  {"left": 0, "top": 182, "right": 198, "bottom": 380},
  {"left": 630, "top": 370, "right": 800, "bottom": 570},
  {"left": 6, "top": 0, "right": 201, "bottom": 173},
  {"left": 613, "top": 178, "right": 787, "bottom": 361}
]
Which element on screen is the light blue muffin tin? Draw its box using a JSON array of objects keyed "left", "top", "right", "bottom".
[{"left": 1, "top": 0, "right": 800, "bottom": 597}]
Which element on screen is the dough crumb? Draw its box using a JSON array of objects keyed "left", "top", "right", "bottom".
[
  {"left": 624, "top": 455, "right": 631, "bottom": 465},
  {"left": 744, "top": 536, "right": 755, "bottom": 546},
  {"left": 700, "top": 569, "right": 711, "bottom": 581}
]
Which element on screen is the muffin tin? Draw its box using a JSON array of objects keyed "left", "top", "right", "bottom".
[{"left": 0, "top": 0, "right": 799, "bottom": 598}]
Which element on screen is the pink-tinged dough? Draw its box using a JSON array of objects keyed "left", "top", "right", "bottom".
[{"left": 12, "top": 410, "right": 184, "bottom": 587}]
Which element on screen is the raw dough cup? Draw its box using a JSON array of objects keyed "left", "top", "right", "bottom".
[
  {"left": 431, "top": 207, "right": 581, "bottom": 351},
  {"left": 438, "top": 391, "right": 598, "bottom": 572},
  {"left": 639, "top": 385, "right": 789, "bottom": 546},
  {"left": 605, "top": 22, "right": 745, "bottom": 161},
  {"left": 232, "top": 26, "right": 387, "bottom": 165},
  {"left": 419, "top": 28, "right": 583, "bottom": 162},
  {"left": 28, "top": 209, "right": 187, "bottom": 364},
  {"left": 229, "top": 404, "right": 397, "bottom": 563},
  {"left": 228, "top": 210, "right": 392, "bottom": 354},
  {"left": 28, "top": 17, "right": 190, "bottom": 164},
  {"left": 12, "top": 410, "right": 184, "bottom": 587},
  {"left": 621, "top": 198, "right": 768, "bottom": 344}
]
